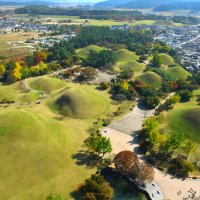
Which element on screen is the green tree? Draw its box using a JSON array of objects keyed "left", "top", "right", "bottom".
[
  {"left": 84, "top": 134, "right": 112, "bottom": 157},
  {"left": 182, "top": 140, "right": 197, "bottom": 159}
]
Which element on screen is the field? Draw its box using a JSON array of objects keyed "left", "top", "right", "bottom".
[
  {"left": 159, "top": 90, "right": 200, "bottom": 144},
  {"left": 0, "top": 76, "right": 122, "bottom": 200},
  {"left": 0, "top": 32, "right": 37, "bottom": 59}
]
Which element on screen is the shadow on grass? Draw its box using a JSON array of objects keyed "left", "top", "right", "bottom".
[{"left": 72, "top": 150, "right": 102, "bottom": 169}]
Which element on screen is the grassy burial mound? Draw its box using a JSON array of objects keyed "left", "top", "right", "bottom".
[
  {"left": 114, "top": 60, "right": 146, "bottom": 72},
  {"left": 28, "top": 76, "right": 67, "bottom": 93},
  {"left": 114, "top": 49, "right": 139, "bottom": 62},
  {"left": 135, "top": 71, "right": 162, "bottom": 89},
  {"left": 159, "top": 53, "right": 175, "bottom": 67},
  {"left": 0, "top": 110, "right": 95, "bottom": 200},
  {"left": 164, "top": 65, "right": 192, "bottom": 81},
  {"left": 49, "top": 87, "right": 109, "bottom": 119},
  {"left": 76, "top": 45, "right": 105, "bottom": 58},
  {"left": 159, "top": 90, "right": 200, "bottom": 144},
  {"left": 0, "top": 86, "right": 17, "bottom": 103}
]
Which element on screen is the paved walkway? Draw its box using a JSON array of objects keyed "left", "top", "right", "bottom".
[{"left": 102, "top": 127, "right": 200, "bottom": 200}]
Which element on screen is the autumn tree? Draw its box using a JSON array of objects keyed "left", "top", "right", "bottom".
[
  {"left": 7, "top": 62, "right": 22, "bottom": 83},
  {"left": 79, "top": 67, "right": 97, "bottom": 81},
  {"left": 0, "top": 64, "right": 5, "bottom": 77},
  {"left": 84, "top": 134, "right": 112, "bottom": 157},
  {"left": 79, "top": 174, "right": 113, "bottom": 200},
  {"left": 114, "top": 151, "right": 139, "bottom": 177},
  {"left": 136, "top": 163, "right": 155, "bottom": 186}
]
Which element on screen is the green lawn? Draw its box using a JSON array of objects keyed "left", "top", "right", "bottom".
[
  {"left": 0, "top": 77, "right": 120, "bottom": 200},
  {"left": 159, "top": 90, "right": 200, "bottom": 144}
]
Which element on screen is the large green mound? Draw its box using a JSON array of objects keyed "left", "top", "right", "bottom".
[
  {"left": 115, "top": 60, "right": 146, "bottom": 72},
  {"left": 49, "top": 87, "right": 108, "bottom": 118},
  {"left": 114, "top": 49, "right": 139, "bottom": 62},
  {"left": 153, "top": 20, "right": 175, "bottom": 26},
  {"left": 159, "top": 53, "right": 175, "bottom": 66},
  {"left": 28, "top": 76, "right": 66, "bottom": 93},
  {"left": 0, "top": 86, "right": 17, "bottom": 103},
  {"left": 77, "top": 45, "right": 104, "bottom": 58},
  {"left": 0, "top": 110, "right": 94, "bottom": 199},
  {"left": 135, "top": 71, "right": 162, "bottom": 89},
  {"left": 164, "top": 66, "right": 192, "bottom": 81},
  {"left": 167, "top": 108, "right": 200, "bottom": 143}
]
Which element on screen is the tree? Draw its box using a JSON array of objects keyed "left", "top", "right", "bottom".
[
  {"left": 143, "top": 117, "right": 158, "bottom": 133},
  {"left": 152, "top": 53, "right": 162, "bottom": 68},
  {"left": 84, "top": 134, "right": 112, "bottom": 157},
  {"left": 136, "top": 163, "right": 155, "bottom": 186},
  {"left": 7, "top": 62, "right": 22, "bottom": 82},
  {"left": 141, "top": 96, "right": 160, "bottom": 109},
  {"left": 178, "top": 90, "right": 193, "bottom": 102},
  {"left": 79, "top": 174, "right": 113, "bottom": 200},
  {"left": 162, "top": 131, "right": 185, "bottom": 156},
  {"left": 0, "top": 64, "right": 5, "bottom": 77},
  {"left": 79, "top": 67, "right": 97, "bottom": 81},
  {"left": 114, "top": 151, "right": 139, "bottom": 177},
  {"left": 182, "top": 140, "right": 197, "bottom": 159}
]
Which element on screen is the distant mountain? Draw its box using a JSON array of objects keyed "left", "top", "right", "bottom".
[
  {"left": 0, "top": 1, "right": 57, "bottom": 6},
  {"left": 154, "top": 1, "right": 200, "bottom": 11},
  {"left": 95, "top": 0, "right": 200, "bottom": 9},
  {"left": 95, "top": 0, "right": 132, "bottom": 7}
]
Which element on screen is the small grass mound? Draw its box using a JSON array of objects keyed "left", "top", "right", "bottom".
[
  {"left": 135, "top": 71, "right": 162, "bottom": 89},
  {"left": 28, "top": 76, "right": 66, "bottom": 93},
  {"left": 159, "top": 53, "right": 175, "bottom": 67},
  {"left": 49, "top": 87, "right": 108, "bottom": 119},
  {"left": 0, "top": 86, "right": 17, "bottom": 103},
  {"left": 77, "top": 45, "right": 105, "bottom": 58},
  {"left": 164, "top": 66, "right": 192, "bottom": 81},
  {"left": 114, "top": 49, "right": 139, "bottom": 62},
  {"left": 153, "top": 20, "right": 175, "bottom": 26},
  {"left": 17, "top": 92, "right": 40, "bottom": 103}
]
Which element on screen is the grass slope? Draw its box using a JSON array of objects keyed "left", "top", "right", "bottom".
[
  {"left": 49, "top": 86, "right": 109, "bottom": 119},
  {"left": 28, "top": 76, "right": 67, "bottom": 93},
  {"left": 0, "top": 110, "right": 95, "bottom": 200},
  {"left": 114, "top": 49, "right": 139, "bottom": 62},
  {"left": 153, "top": 20, "right": 175, "bottom": 26},
  {"left": 114, "top": 60, "right": 146, "bottom": 72},
  {"left": 135, "top": 71, "right": 162, "bottom": 89},
  {"left": 0, "top": 86, "right": 17, "bottom": 102},
  {"left": 159, "top": 90, "right": 200, "bottom": 144},
  {"left": 159, "top": 53, "right": 175, "bottom": 66},
  {"left": 164, "top": 66, "right": 192, "bottom": 81},
  {"left": 76, "top": 45, "right": 104, "bottom": 58}
]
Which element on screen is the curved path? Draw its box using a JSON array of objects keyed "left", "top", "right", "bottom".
[{"left": 101, "top": 95, "right": 200, "bottom": 200}]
